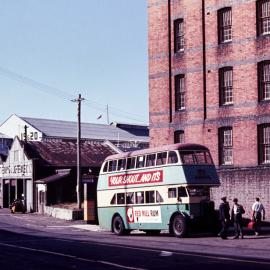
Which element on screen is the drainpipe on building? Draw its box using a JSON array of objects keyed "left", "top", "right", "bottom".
[
  {"left": 168, "top": 0, "right": 172, "bottom": 123},
  {"left": 202, "top": 0, "right": 207, "bottom": 120}
]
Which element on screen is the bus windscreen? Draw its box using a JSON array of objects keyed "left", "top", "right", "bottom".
[{"left": 179, "top": 150, "right": 213, "bottom": 165}]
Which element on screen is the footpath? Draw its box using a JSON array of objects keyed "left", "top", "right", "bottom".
[{"left": 1, "top": 208, "right": 270, "bottom": 261}]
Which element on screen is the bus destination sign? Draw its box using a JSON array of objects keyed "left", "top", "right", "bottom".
[{"left": 108, "top": 170, "right": 163, "bottom": 186}]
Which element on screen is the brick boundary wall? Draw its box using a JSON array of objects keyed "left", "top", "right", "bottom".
[{"left": 211, "top": 166, "right": 270, "bottom": 221}]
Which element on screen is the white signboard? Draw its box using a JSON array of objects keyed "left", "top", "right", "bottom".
[{"left": 126, "top": 206, "right": 162, "bottom": 224}]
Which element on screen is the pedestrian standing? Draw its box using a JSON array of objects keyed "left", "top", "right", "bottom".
[
  {"left": 252, "top": 197, "right": 266, "bottom": 236},
  {"left": 231, "top": 198, "right": 245, "bottom": 239},
  {"left": 218, "top": 196, "right": 230, "bottom": 239}
]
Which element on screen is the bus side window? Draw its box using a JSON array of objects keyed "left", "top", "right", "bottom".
[
  {"left": 127, "top": 157, "right": 136, "bottom": 170},
  {"left": 117, "top": 193, "right": 125, "bottom": 204},
  {"left": 146, "top": 154, "right": 156, "bottom": 167},
  {"left": 103, "top": 161, "right": 109, "bottom": 172},
  {"left": 156, "top": 152, "right": 167, "bottom": 165},
  {"left": 110, "top": 194, "right": 116, "bottom": 205},
  {"left": 146, "top": 190, "right": 155, "bottom": 203},
  {"left": 178, "top": 187, "right": 187, "bottom": 197},
  {"left": 168, "top": 188, "right": 177, "bottom": 198},
  {"left": 126, "top": 192, "right": 134, "bottom": 204},
  {"left": 168, "top": 151, "right": 178, "bottom": 164},
  {"left": 136, "top": 155, "right": 145, "bottom": 168},
  {"left": 135, "top": 191, "right": 144, "bottom": 204},
  {"left": 109, "top": 160, "right": 117, "bottom": 172},
  {"left": 156, "top": 191, "right": 164, "bottom": 203},
  {"left": 117, "top": 158, "right": 127, "bottom": 171}
]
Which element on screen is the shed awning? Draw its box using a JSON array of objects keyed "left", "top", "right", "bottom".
[{"left": 35, "top": 171, "right": 70, "bottom": 184}]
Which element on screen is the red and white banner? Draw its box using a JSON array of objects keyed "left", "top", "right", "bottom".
[{"left": 108, "top": 170, "right": 163, "bottom": 186}]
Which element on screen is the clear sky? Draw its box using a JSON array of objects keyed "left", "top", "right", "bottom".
[{"left": 0, "top": 0, "right": 148, "bottom": 125}]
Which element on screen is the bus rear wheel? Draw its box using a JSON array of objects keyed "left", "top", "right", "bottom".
[
  {"left": 112, "top": 216, "right": 125, "bottom": 236},
  {"left": 171, "top": 214, "right": 187, "bottom": 238}
]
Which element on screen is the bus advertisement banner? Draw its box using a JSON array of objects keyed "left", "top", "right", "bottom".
[
  {"left": 126, "top": 206, "right": 162, "bottom": 223},
  {"left": 108, "top": 170, "right": 163, "bottom": 187}
]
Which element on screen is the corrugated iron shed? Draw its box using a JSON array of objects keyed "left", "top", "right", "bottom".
[
  {"left": 23, "top": 140, "right": 116, "bottom": 167},
  {"left": 21, "top": 116, "right": 149, "bottom": 142}
]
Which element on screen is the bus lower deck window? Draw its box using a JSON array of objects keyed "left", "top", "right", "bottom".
[
  {"left": 110, "top": 194, "right": 116, "bottom": 205},
  {"left": 178, "top": 187, "right": 187, "bottom": 197},
  {"left": 135, "top": 191, "right": 144, "bottom": 204},
  {"left": 146, "top": 190, "right": 155, "bottom": 203},
  {"left": 126, "top": 192, "right": 134, "bottom": 204},
  {"left": 117, "top": 193, "right": 125, "bottom": 204},
  {"left": 156, "top": 191, "right": 164, "bottom": 203},
  {"left": 168, "top": 188, "right": 177, "bottom": 198}
]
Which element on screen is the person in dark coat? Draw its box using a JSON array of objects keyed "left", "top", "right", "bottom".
[
  {"left": 231, "top": 198, "right": 245, "bottom": 239},
  {"left": 218, "top": 196, "right": 230, "bottom": 239}
]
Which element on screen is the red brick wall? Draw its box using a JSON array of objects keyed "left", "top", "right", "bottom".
[{"left": 148, "top": 0, "right": 270, "bottom": 217}]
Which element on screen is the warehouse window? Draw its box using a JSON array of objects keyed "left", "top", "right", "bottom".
[
  {"left": 219, "top": 127, "right": 233, "bottom": 165},
  {"left": 218, "top": 7, "right": 232, "bottom": 43},
  {"left": 258, "top": 61, "right": 270, "bottom": 101},
  {"left": 174, "top": 19, "right": 184, "bottom": 52},
  {"left": 174, "top": 130, "right": 184, "bottom": 143},
  {"left": 175, "top": 74, "right": 185, "bottom": 110},
  {"left": 219, "top": 67, "right": 233, "bottom": 105},
  {"left": 257, "top": 0, "right": 270, "bottom": 36},
  {"left": 258, "top": 124, "right": 270, "bottom": 164}
]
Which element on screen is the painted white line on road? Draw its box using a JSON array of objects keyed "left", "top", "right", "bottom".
[
  {"left": 58, "top": 239, "right": 270, "bottom": 266},
  {"left": 0, "top": 242, "right": 147, "bottom": 270}
]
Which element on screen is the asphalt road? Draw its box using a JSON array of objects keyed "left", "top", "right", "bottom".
[{"left": 0, "top": 211, "right": 270, "bottom": 269}]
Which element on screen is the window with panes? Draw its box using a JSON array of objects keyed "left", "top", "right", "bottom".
[
  {"left": 257, "top": 0, "right": 270, "bottom": 35},
  {"left": 174, "top": 19, "right": 184, "bottom": 52},
  {"left": 175, "top": 74, "right": 185, "bottom": 110},
  {"left": 219, "top": 127, "right": 233, "bottom": 165},
  {"left": 258, "top": 124, "right": 270, "bottom": 164},
  {"left": 174, "top": 130, "right": 184, "bottom": 143},
  {"left": 218, "top": 7, "right": 232, "bottom": 43},
  {"left": 258, "top": 61, "right": 270, "bottom": 101},
  {"left": 219, "top": 67, "right": 233, "bottom": 105}
]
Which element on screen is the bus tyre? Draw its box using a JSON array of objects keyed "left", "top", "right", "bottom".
[
  {"left": 112, "top": 216, "right": 125, "bottom": 236},
  {"left": 171, "top": 214, "right": 187, "bottom": 238}
]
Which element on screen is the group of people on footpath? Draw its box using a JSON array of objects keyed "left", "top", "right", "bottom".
[{"left": 218, "top": 196, "right": 266, "bottom": 240}]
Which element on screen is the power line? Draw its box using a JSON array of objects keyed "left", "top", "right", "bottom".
[{"left": 0, "top": 66, "right": 148, "bottom": 123}]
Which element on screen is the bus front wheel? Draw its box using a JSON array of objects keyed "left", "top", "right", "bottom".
[
  {"left": 112, "top": 216, "right": 125, "bottom": 236},
  {"left": 170, "top": 214, "right": 187, "bottom": 238}
]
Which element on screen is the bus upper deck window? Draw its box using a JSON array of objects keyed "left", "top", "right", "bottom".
[
  {"left": 136, "top": 155, "right": 146, "bottom": 168},
  {"left": 180, "top": 151, "right": 196, "bottom": 164},
  {"left": 168, "top": 151, "right": 178, "bottom": 164},
  {"left": 103, "top": 161, "right": 109, "bottom": 172},
  {"left": 135, "top": 191, "right": 144, "bottom": 204},
  {"left": 117, "top": 158, "right": 127, "bottom": 171},
  {"left": 109, "top": 160, "right": 117, "bottom": 172},
  {"left": 127, "top": 157, "right": 136, "bottom": 170},
  {"left": 195, "top": 151, "right": 213, "bottom": 164},
  {"left": 146, "top": 154, "right": 156, "bottom": 167},
  {"left": 156, "top": 152, "right": 167, "bottom": 166},
  {"left": 178, "top": 187, "right": 187, "bottom": 197},
  {"left": 168, "top": 188, "right": 177, "bottom": 198}
]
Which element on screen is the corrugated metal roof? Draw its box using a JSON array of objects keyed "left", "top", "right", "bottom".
[
  {"left": 24, "top": 140, "right": 117, "bottom": 167},
  {"left": 21, "top": 117, "right": 149, "bottom": 142}
]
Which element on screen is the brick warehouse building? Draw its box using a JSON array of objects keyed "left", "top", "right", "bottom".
[{"left": 148, "top": 0, "right": 270, "bottom": 217}]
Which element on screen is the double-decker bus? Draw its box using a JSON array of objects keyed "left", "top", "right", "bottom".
[{"left": 97, "top": 143, "right": 220, "bottom": 237}]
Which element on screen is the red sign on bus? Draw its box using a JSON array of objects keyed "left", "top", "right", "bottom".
[{"left": 108, "top": 170, "right": 163, "bottom": 186}]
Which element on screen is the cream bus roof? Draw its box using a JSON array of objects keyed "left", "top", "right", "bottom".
[{"left": 104, "top": 143, "right": 209, "bottom": 161}]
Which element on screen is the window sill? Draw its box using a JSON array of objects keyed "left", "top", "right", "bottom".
[
  {"left": 258, "top": 99, "right": 270, "bottom": 105},
  {"left": 218, "top": 40, "right": 232, "bottom": 46},
  {"left": 175, "top": 109, "right": 186, "bottom": 113},
  {"left": 257, "top": 33, "right": 270, "bottom": 40},
  {"left": 219, "top": 103, "right": 234, "bottom": 108}
]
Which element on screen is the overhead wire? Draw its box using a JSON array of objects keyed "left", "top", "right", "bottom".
[{"left": 0, "top": 66, "right": 148, "bottom": 124}]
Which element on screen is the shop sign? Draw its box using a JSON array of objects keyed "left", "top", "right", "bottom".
[{"left": 0, "top": 162, "right": 32, "bottom": 178}]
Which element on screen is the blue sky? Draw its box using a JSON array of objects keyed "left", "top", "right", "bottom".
[{"left": 0, "top": 0, "right": 148, "bottom": 125}]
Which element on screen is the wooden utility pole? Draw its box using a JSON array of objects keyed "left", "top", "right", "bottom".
[{"left": 71, "top": 94, "right": 85, "bottom": 209}]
